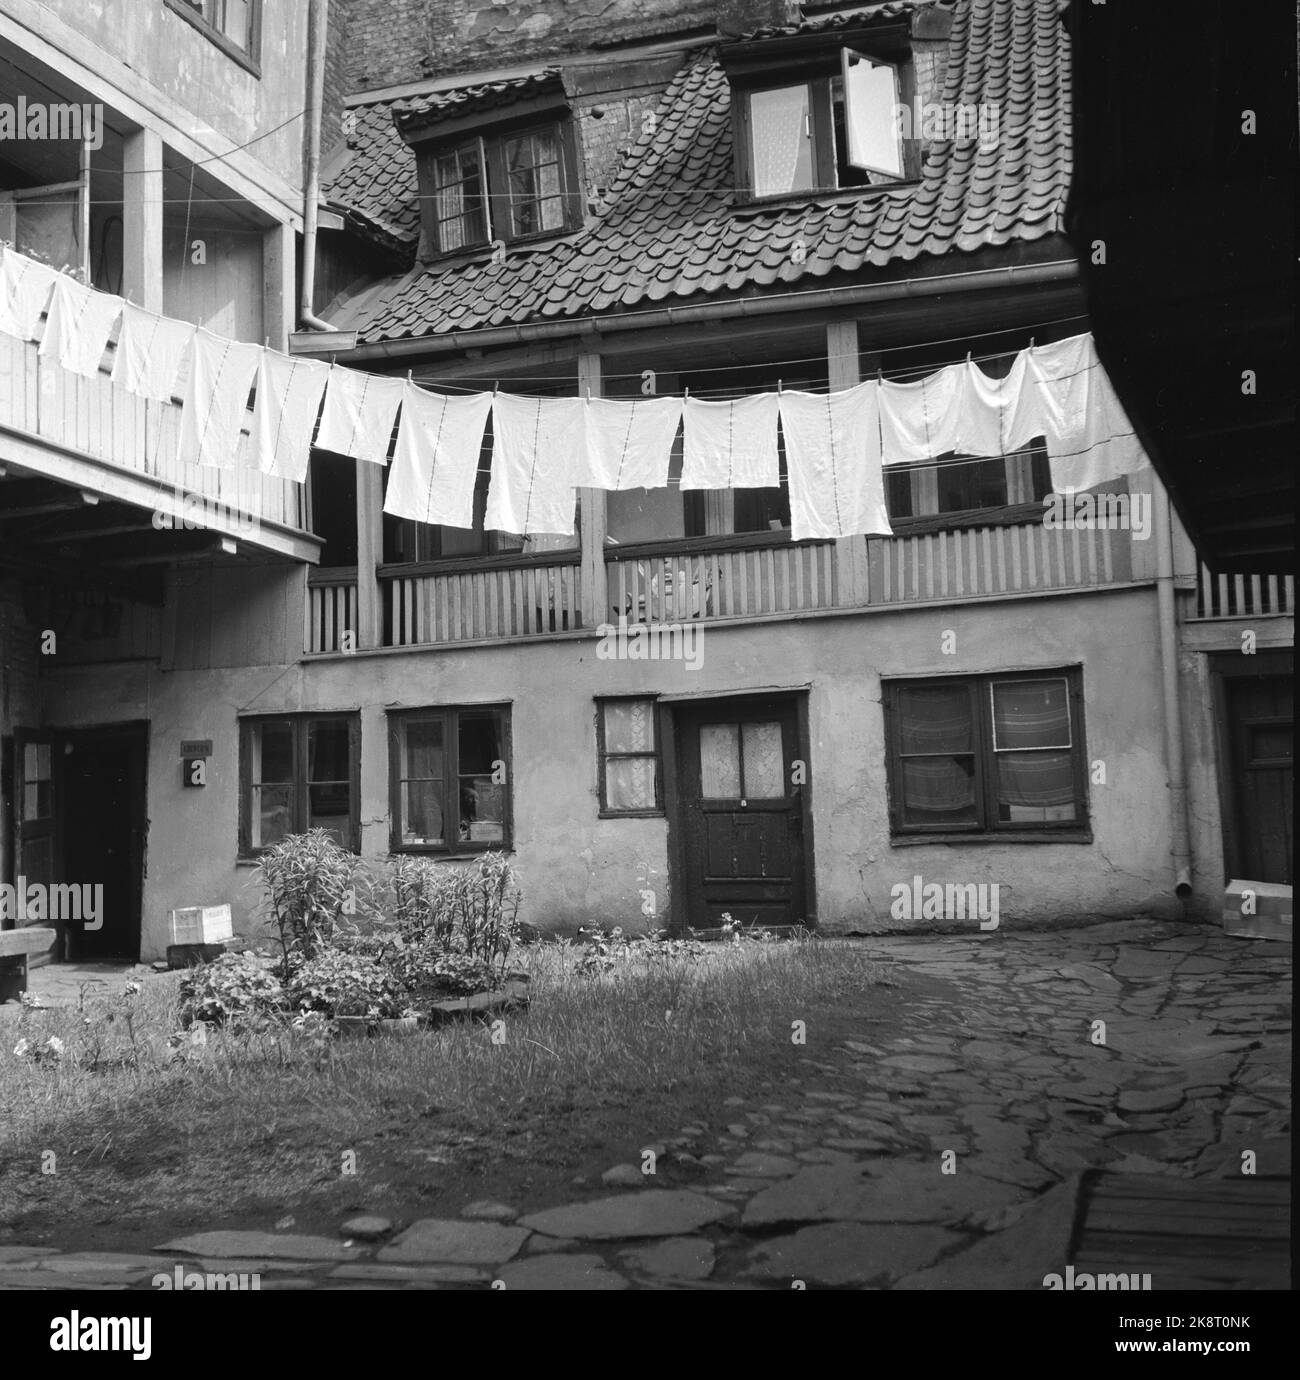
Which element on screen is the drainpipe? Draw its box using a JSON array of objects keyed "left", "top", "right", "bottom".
[
  {"left": 1153, "top": 477, "right": 1193, "bottom": 902},
  {"left": 300, "top": 0, "right": 336, "bottom": 331}
]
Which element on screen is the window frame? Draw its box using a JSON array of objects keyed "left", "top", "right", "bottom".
[
  {"left": 596, "top": 696, "right": 663, "bottom": 818},
  {"left": 884, "top": 445, "right": 1054, "bottom": 534},
  {"left": 729, "top": 34, "right": 918, "bottom": 204},
  {"left": 238, "top": 713, "right": 361, "bottom": 858},
  {"left": 387, "top": 704, "right": 514, "bottom": 854},
  {"left": 166, "top": 0, "right": 262, "bottom": 75},
  {"left": 882, "top": 668, "right": 1091, "bottom": 843},
  {"left": 415, "top": 113, "right": 583, "bottom": 261}
]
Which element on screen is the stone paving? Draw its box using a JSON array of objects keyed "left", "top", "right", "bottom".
[{"left": 0, "top": 918, "right": 1289, "bottom": 1290}]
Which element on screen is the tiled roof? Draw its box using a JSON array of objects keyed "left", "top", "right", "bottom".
[
  {"left": 337, "top": 0, "right": 1070, "bottom": 343},
  {"left": 324, "top": 100, "right": 421, "bottom": 251},
  {"left": 393, "top": 70, "right": 565, "bottom": 133}
]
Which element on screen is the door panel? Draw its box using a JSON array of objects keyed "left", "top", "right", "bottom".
[
  {"left": 676, "top": 699, "right": 808, "bottom": 929},
  {"left": 11, "top": 732, "right": 59, "bottom": 963},
  {"left": 1228, "top": 676, "right": 1293, "bottom": 884}
]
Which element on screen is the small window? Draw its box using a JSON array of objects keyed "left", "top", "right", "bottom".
[
  {"left": 886, "top": 447, "right": 1052, "bottom": 528},
  {"left": 884, "top": 671, "right": 1088, "bottom": 838},
  {"left": 598, "top": 698, "right": 660, "bottom": 815},
  {"left": 240, "top": 714, "right": 359, "bottom": 855},
  {"left": 737, "top": 50, "right": 911, "bottom": 199},
  {"left": 167, "top": 0, "right": 261, "bottom": 69},
  {"left": 419, "top": 119, "right": 581, "bottom": 258},
  {"left": 389, "top": 706, "right": 511, "bottom": 851}
]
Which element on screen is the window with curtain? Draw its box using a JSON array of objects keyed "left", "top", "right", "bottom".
[
  {"left": 884, "top": 671, "right": 1087, "bottom": 836},
  {"left": 388, "top": 706, "right": 511, "bottom": 852},
  {"left": 597, "top": 698, "right": 660, "bottom": 814},
  {"left": 240, "top": 715, "right": 359, "bottom": 855}
]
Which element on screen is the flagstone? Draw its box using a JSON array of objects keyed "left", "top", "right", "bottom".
[
  {"left": 330, "top": 1262, "right": 487, "bottom": 1283},
  {"left": 742, "top": 1162, "right": 1022, "bottom": 1228},
  {"left": 160, "top": 1231, "right": 363, "bottom": 1262},
  {"left": 744, "top": 1222, "right": 958, "bottom": 1287},
  {"left": 727, "top": 1151, "right": 801, "bottom": 1178},
  {"left": 377, "top": 1220, "right": 528, "bottom": 1266},
  {"left": 519, "top": 1190, "right": 734, "bottom": 1240},
  {"left": 620, "top": 1236, "right": 716, "bottom": 1281}
]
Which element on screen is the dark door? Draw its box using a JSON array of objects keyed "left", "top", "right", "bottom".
[
  {"left": 10, "top": 732, "right": 60, "bottom": 965},
  {"left": 1226, "top": 675, "right": 1293, "bottom": 884},
  {"left": 57, "top": 728, "right": 146, "bottom": 961},
  {"left": 675, "top": 699, "right": 807, "bottom": 929}
]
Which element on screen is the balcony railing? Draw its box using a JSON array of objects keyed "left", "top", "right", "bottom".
[
  {"left": 866, "top": 518, "right": 1133, "bottom": 604},
  {"left": 306, "top": 520, "right": 1152, "bottom": 653},
  {"left": 306, "top": 568, "right": 359, "bottom": 654},
  {"left": 1192, "top": 564, "right": 1294, "bottom": 620},
  {"left": 0, "top": 330, "right": 309, "bottom": 554},
  {"left": 379, "top": 554, "right": 583, "bottom": 647},
  {"left": 606, "top": 538, "right": 838, "bottom": 622}
]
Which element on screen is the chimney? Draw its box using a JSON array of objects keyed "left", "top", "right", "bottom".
[{"left": 715, "top": 1, "right": 801, "bottom": 40}]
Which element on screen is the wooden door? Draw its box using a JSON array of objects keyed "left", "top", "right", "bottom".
[
  {"left": 10, "top": 731, "right": 60, "bottom": 963},
  {"left": 1227, "top": 675, "right": 1293, "bottom": 884},
  {"left": 675, "top": 699, "right": 807, "bottom": 929}
]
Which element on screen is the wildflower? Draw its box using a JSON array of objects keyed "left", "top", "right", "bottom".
[
  {"left": 122, "top": 981, "right": 141, "bottom": 997},
  {"left": 13, "top": 1038, "right": 30, "bottom": 1058},
  {"left": 46, "top": 1036, "right": 64, "bottom": 1058}
]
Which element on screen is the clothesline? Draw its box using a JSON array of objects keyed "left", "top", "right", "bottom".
[{"left": 0, "top": 244, "right": 1146, "bottom": 543}]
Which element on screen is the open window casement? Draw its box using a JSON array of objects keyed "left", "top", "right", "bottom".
[{"left": 841, "top": 49, "right": 904, "bottom": 179}]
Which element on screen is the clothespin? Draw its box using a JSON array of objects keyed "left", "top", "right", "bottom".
[
  {"left": 683, "top": 384, "right": 690, "bottom": 400},
  {"left": 777, "top": 379, "right": 783, "bottom": 395},
  {"left": 265, "top": 336, "right": 271, "bottom": 349},
  {"left": 1029, "top": 337, "right": 1036, "bottom": 350},
  {"left": 966, "top": 351, "right": 972, "bottom": 364},
  {"left": 492, "top": 380, "right": 499, "bottom": 397},
  {"left": 406, "top": 369, "right": 413, "bottom": 384}
]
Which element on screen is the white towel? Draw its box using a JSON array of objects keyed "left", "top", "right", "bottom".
[
  {"left": 580, "top": 395, "right": 683, "bottom": 489},
  {"left": 315, "top": 365, "right": 404, "bottom": 464},
  {"left": 879, "top": 364, "right": 963, "bottom": 463},
  {"left": 485, "top": 394, "right": 584, "bottom": 535},
  {"left": 38, "top": 274, "right": 123, "bottom": 377},
  {"left": 1030, "top": 335, "right": 1145, "bottom": 491},
  {"left": 385, "top": 384, "right": 492, "bottom": 528},
  {"left": 111, "top": 302, "right": 196, "bottom": 402},
  {"left": 249, "top": 349, "right": 330, "bottom": 481},
  {"left": 177, "top": 328, "right": 261, "bottom": 469},
  {"left": 681, "top": 393, "right": 780, "bottom": 489},
  {"left": 0, "top": 249, "right": 60, "bottom": 341},
  {"left": 779, "top": 384, "right": 893, "bottom": 542},
  {"left": 953, "top": 352, "right": 1050, "bottom": 457}
]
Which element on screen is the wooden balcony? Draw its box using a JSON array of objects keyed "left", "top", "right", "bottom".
[
  {"left": 1191, "top": 564, "right": 1295, "bottom": 621},
  {"left": 315, "top": 519, "right": 1148, "bottom": 654},
  {"left": 0, "top": 331, "right": 314, "bottom": 562}
]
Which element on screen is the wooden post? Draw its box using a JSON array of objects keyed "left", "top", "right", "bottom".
[
  {"left": 827, "top": 320, "right": 870, "bottom": 605},
  {"left": 121, "top": 127, "right": 163, "bottom": 311},
  {"left": 355, "top": 459, "right": 383, "bottom": 650},
  {"left": 262, "top": 221, "right": 296, "bottom": 353},
  {"left": 577, "top": 351, "right": 607, "bottom": 629}
]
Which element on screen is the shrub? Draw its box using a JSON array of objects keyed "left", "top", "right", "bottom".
[
  {"left": 256, "top": 829, "right": 372, "bottom": 976},
  {"left": 384, "top": 851, "right": 521, "bottom": 976},
  {"left": 286, "top": 948, "right": 412, "bottom": 1019},
  {"left": 394, "top": 945, "right": 495, "bottom": 999},
  {"left": 177, "top": 953, "right": 286, "bottom": 1031}
]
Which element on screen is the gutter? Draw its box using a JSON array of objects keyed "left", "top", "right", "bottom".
[
  {"left": 300, "top": 0, "right": 336, "bottom": 332},
  {"left": 333, "top": 258, "right": 1081, "bottom": 364},
  {"left": 1153, "top": 479, "right": 1194, "bottom": 902}
]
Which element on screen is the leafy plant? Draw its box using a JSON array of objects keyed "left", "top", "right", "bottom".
[
  {"left": 256, "top": 829, "right": 372, "bottom": 977},
  {"left": 286, "top": 948, "right": 411, "bottom": 1019},
  {"left": 384, "top": 851, "right": 521, "bottom": 976},
  {"left": 177, "top": 953, "right": 286, "bottom": 1032}
]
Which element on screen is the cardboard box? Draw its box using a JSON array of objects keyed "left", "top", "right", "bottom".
[
  {"left": 169, "top": 904, "right": 233, "bottom": 946},
  {"left": 167, "top": 937, "right": 245, "bottom": 969},
  {"left": 1223, "top": 880, "right": 1292, "bottom": 942}
]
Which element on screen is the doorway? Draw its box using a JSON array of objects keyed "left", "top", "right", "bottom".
[
  {"left": 1217, "top": 663, "right": 1293, "bottom": 885},
  {"left": 669, "top": 695, "right": 811, "bottom": 930},
  {"left": 11, "top": 723, "right": 147, "bottom": 962}
]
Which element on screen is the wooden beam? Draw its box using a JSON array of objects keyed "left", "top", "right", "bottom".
[
  {"left": 122, "top": 126, "right": 163, "bottom": 312},
  {"left": 577, "top": 351, "right": 607, "bottom": 630},
  {"left": 827, "top": 320, "right": 870, "bottom": 607},
  {"left": 355, "top": 457, "right": 383, "bottom": 650}
]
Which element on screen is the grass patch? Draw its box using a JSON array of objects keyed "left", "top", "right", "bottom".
[{"left": 0, "top": 938, "right": 883, "bottom": 1238}]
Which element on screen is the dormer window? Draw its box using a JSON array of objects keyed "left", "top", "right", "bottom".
[
  {"left": 724, "top": 23, "right": 920, "bottom": 201},
  {"left": 402, "top": 71, "right": 584, "bottom": 261}
]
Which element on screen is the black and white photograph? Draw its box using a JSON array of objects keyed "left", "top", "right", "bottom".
[{"left": 0, "top": 0, "right": 1291, "bottom": 1349}]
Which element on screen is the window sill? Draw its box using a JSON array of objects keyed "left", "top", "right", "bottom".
[
  {"left": 597, "top": 810, "right": 665, "bottom": 820},
  {"left": 390, "top": 847, "right": 514, "bottom": 861},
  {"left": 889, "top": 830, "right": 1094, "bottom": 847},
  {"left": 733, "top": 181, "right": 917, "bottom": 215},
  {"left": 165, "top": 0, "right": 261, "bottom": 75}
]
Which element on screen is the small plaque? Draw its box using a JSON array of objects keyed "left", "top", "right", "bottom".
[{"left": 180, "top": 740, "right": 213, "bottom": 758}]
